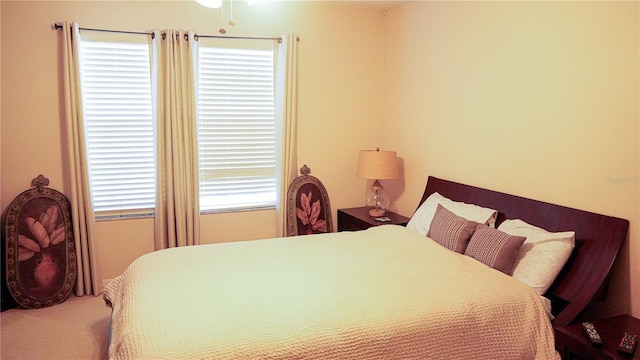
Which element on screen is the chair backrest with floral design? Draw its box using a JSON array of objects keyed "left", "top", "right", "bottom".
[{"left": 286, "top": 165, "right": 333, "bottom": 236}]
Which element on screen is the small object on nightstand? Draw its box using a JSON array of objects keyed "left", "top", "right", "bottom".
[
  {"left": 337, "top": 207, "right": 410, "bottom": 232},
  {"left": 375, "top": 217, "right": 391, "bottom": 222},
  {"left": 582, "top": 322, "right": 603, "bottom": 347},
  {"left": 618, "top": 332, "right": 637, "bottom": 356}
]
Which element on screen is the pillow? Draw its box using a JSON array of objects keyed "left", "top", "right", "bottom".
[
  {"left": 498, "top": 219, "right": 575, "bottom": 295},
  {"left": 426, "top": 204, "right": 478, "bottom": 253},
  {"left": 464, "top": 224, "right": 525, "bottom": 275},
  {"left": 406, "top": 192, "right": 498, "bottom": 236}
]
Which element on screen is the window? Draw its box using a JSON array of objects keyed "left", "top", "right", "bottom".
[
  {"left": 78, "top": 33, "right": 279, "bottom": 217},
  {"left": 78, "top": 34, "right": 156, "bottom": 218},
  {"left": 197, "top": 42, "right": 277, "bottom": 212}
]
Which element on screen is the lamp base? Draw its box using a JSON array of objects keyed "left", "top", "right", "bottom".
[{"left": 368, "top": 207, "right": 386, "bottom": 217}]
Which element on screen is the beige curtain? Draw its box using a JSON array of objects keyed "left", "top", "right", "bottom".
[
  {"left": 60, "top": 21, "right": 102, "bottom": 295},
  {"left": 275, "top": 35, "right": 300, "bottom": 237},
  {"left": 153, "top": 30, "right": 200, "bottom": 249}
]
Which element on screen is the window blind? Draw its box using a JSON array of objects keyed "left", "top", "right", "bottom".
[
  {"left": 197, "top": 45, "right": 276, "bottom": 212},
  {"left": 79, "top": 38, "right": 156, "bottom": 216}
]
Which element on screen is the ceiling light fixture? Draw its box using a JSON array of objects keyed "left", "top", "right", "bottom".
[{"left": 196, "top": 0, "right": 222, "bottom": 9}]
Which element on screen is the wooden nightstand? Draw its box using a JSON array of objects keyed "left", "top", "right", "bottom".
[
  {"left": 555, "top": 314, "right": 639, "bottom": 359},
  {"left": 337, "top": 207, "right": 410, "bottom": 232}
]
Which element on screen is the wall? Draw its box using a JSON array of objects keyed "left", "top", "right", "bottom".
[
  {"left": 0, "top": 1, "right": 386, "bottom": 280},
  {"left": 383, "top": 1, "right": 639, "bottom": 319}
]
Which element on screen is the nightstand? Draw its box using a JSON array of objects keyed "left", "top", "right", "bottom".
[
  {"left": 555, "top": 314, "right": 640, "bottom": 359},
  {"left": 337, "top": 207, "right": 410, "bottom": 232}
]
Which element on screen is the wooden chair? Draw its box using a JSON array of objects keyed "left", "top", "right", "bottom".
[{"left": 286, "top": 165, "right": 333, "bottom": 236}]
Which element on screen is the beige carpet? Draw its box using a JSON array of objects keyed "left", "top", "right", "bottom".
[{"left": 0, "top": 294, "right": 111, "bottom": 360}]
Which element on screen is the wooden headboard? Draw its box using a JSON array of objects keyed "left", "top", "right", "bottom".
[{"left": 418, "top": 176, "right": 629, "bottom": 327}]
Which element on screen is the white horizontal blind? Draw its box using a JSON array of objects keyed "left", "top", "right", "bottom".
[
  {"left": 197, "top": 45, "right": 276, "bottom": 212},
  {"left": 79, "top": 37, "right": 156, "bottom": 216}
]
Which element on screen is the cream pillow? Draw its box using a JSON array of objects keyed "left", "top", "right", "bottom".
[
  {"left": 498, "top": 219, "right": 575, "bottom": 295},
  {"left": 406, "top": 192, "right": 498, "bottom": 236}
]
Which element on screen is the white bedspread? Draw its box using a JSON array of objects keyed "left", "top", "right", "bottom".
[{"left": 104, "top": 225, "right": 560, "bottom": 360}]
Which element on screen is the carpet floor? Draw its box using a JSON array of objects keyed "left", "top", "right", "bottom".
[{"left": 1, "top": 294, "right": 110, "bottom": 360}]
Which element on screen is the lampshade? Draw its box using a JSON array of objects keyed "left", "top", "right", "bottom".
[{"left": 356, "top": 149, "right": 400, "bottom": 180}]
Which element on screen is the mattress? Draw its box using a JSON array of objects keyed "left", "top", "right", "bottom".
[{"left": 104, "top": 225, "right": 560, "bottom": 359}]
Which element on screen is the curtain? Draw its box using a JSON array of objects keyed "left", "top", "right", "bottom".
[
  {"left": 153, "top": 30, "right": 201, "bottom": 249},
  {"left": 60, "top": 21, "right": 102, "bottom": 295},
  {"left": 275, "top": 35, "right": 300, "bottom": 237}
]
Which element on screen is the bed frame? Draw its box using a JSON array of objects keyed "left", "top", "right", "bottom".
[{"left": 419, "top": 176, "right": 629, "bottom": 328}]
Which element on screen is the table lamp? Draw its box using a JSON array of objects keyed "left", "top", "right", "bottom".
[{"left": 356, "top": 148, "right": 400, "bottom": 217}]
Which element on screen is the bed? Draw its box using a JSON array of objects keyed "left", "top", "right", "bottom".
[{"left": 103, "top": 176, "right": 628, "bottom": 360}]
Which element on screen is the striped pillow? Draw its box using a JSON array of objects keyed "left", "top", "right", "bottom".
[
  {"left": 427, "top": 204, "right": 478, "bottom": 253},
  {"left": 464, "top": 224, "right": 526, "bottom": 275}
]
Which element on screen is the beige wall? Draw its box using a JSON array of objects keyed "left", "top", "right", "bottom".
[
  {"left": 1, "top": 1, "right": 385, "bottom": 279},
  {"left": 383, "top": 1, "right": 639, "bottom": 319}
]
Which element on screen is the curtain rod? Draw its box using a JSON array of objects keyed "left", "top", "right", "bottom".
[
  {"left": 53, "top": 23, "right": 151, "bottom": 36},
  {"left": 53, "top": 23, "right": 282, "bottom": 43},
  {"left": 197, "top": 34, "right": 282, "bottom": 43}
]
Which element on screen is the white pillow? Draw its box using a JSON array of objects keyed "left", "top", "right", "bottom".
[
  {"left": 406, "top": 192, "right": 498, "bottom": 236},
  {"left": 498, "top": 219, "right": 575, "bottom": 295}
]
